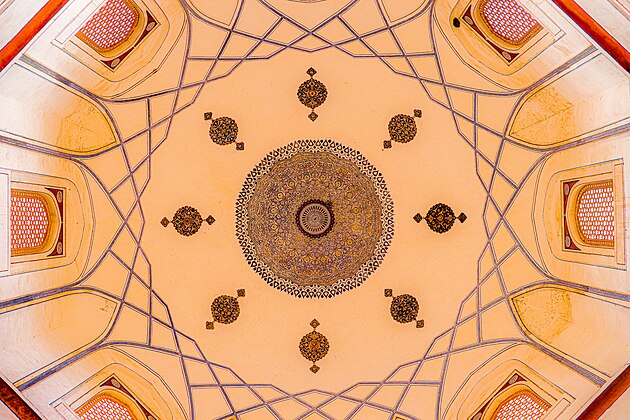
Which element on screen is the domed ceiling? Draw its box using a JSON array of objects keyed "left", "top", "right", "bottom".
[{"left": 0, "top": 0, "right": 629, "bottom": 419}]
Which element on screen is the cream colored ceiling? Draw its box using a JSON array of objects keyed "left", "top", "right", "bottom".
[{"left": 0, "top": 0, "right": 629, "bottom": 419}]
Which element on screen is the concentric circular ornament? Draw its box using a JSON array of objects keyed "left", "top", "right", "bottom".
[
  {"left": 236, "top": 139, "right": 394, "bottom": 299},
  {"left": 296, "top": 200, "right": 334, "bottom": 238},
  {"left": 172, "top": 206, "right": 203, "bottom": 236}
]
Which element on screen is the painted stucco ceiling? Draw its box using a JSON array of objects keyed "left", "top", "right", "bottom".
[{"left": 0, "top": 0, "right": 629, "bottom": 419}]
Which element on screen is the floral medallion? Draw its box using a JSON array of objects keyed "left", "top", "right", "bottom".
[
  {"left": 299, "top": 319, "right": 329, "bottom": 373},
  {"left": 210, "top": 116, "right": 238, "bottom": 145},
  {"left": 206, "top": 289, "right": 245, "bottom": 330},
  {"left": 236, "top": 139, "right": 394, "bottom": 298},
  {"left": 384, "top": 109, "right": 422, "bottom": 148},
  {"left": 204, "top": 112, "right": 244, "bottom": 150},
  {"left": 414, "top": 203, "right": 466, "bottom": 234},
  {"left": 297, "top": 68, "right": 328, "bottom": 121},
  {"left": 385, "top": 289, "right": 424, "bottom": 328},
  {"left": 388, "top": 114, "right": 416, "bottom": 143},
  {"left": 172, "top": 206, "right": 203, "bottom": 236},
  {"left": 212, "top": 296, "right": 239, "bottom": 323}
]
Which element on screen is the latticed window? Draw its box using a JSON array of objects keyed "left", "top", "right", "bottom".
[
  {"left": 479, "top": 0, "right": 542, "bottom": 46},
  {"left": 76, "top": 395, "right": 136, "bottom": 420},
  {"left": 77, "top": 0, "right": 140, "bottom": 53},
  {"left": 10, "top": 190, "right": 53, "bottom": 256},
  {"left": 576, "top": 181, "right": 615, "bottom": 247},
  {"left": 491, "top": 390, "right": 550, "bottom": 420}
]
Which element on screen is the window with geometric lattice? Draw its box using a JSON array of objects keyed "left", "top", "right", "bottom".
[
  {"left": 73, "top": 0, "right": 158, "bottom": 70},
  {"left": 490, "top": 389, "right": 551, "bottom": 420},
  {"left": 76, "top": 0, "right": 141, "bottom": 54},
  {"left": 76, "top": 394, "right": 136, "bottom": 420},
  {"left": 10, "top": 189, "right": 62, "bottom": 257},
  {"left": 575, "top": 181, "right": 615, "bottom": 248},
  {"left": 459, "top": 0, "right": 545, "bottom": 63},
  {"left": 67, "top": 375, "right": 159, "bottom": 420},
  {"left": 563, "top": 176, "right": 618, "bottom": 251},
  {"left": 479, "top": 0, "right": 542, "bottom": 47},
  {"left": 468, "top": 371, "right": 558, "bottom": 420},
  {"left": 551, "top": 161, "right": 625, "bottom": 269}
]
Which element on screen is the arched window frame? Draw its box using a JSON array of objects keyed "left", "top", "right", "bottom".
[
  {"left": 75, "top": 0, "right": 145, "bottom": 59},
  {"left": 53, "top": 364, "right": 183, "bottom": 420},
  {"left": 68, "top": 375, "right": 158, "bottom": 420},
  {"left": 453, "top": 0, "right": 554, "bottom": 67},
  {"left": 9, "top": 183, "right": 64, "bottom": 263},
  {"left": 468, "top": 371, "right": 557, "bottom": 420},
  {"left": 561, "top": 164, "right": 625, "bottom": 265},
  {"left": 542, "top": 160, "right": 625, "bottom": 270},
  {"left": 473, "top": 0, "right": 543, "bottom": 51},
  {"left": 565, "top": 179, "right": 615, "bottom": 249},
  {"left": 67, "top": 0, "right": 160, "bottom": 71}
]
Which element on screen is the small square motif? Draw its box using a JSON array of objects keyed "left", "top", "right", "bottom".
[
  {"left": 307, "top": 67, "right": 317, "bottom": 76},
  {"left": 205, "top": 215, "right": 216, "bottom": 225},
  {"left": 383, "top": 140, "right": 392, "bottom": 149},
  {"left": 206, "top": 321, "right": 214, "bottom": 330},
  {"left": 413, "top": 213, "right": 423, "bottom": 223},
  {"left": 237, "top": 289, "right": 246, "bottom": 297},
  {"left": 310, "top": 365, "right": 320, "bottom": 373},
  {"left": 416, "top": 319, "right": 425, "bottom": 328},
  {"left": 236, "top": 142, "right": 245, "bottom": 150},
  {"left": 310, "top": 319, "right": 320, "bottom": 329},
  {"left": 204, "top": 112, "right": 213, "bottom": 120},
  {"left": 413, "top": 109, "right": 422, "bottom": 118},
  {"left": 384, "top": 289, "right": 393, "bottom": 297},
  {"left": 160, "top": 217, "right": 170, "bottom": 227}
]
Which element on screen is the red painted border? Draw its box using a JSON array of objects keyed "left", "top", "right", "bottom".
[
  {"left": 552, "top": 0, "right": 630, "bottom": 71},
  {"left": 577, "top": 365, "right": 630, "bottom": 419},
  {"left": 0, "top": 0, "right": 69, "bottom": 72},
  {"left": 0, "top": 376, "right": 41, "bottom": 419}
]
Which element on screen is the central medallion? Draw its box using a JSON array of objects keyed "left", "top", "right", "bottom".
[
  {"left": 236, "top": 140, "right": 394, "bottom": 298},
  {"left": 296, "top": 200, "right": 334, "bottom": 238}
]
